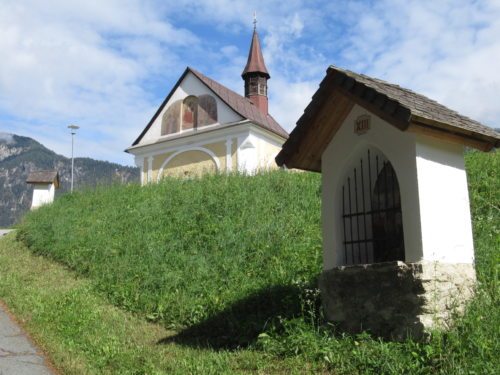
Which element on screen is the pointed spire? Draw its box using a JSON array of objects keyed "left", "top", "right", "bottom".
[
  {"left": 241, "top": 23, "right": 270, "bottom": 79},
  {"left": 242, "top": 16, "right": 270, "bottom": 114}
]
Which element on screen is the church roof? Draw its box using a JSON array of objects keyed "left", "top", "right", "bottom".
[
  {"left": 190, "top": 68, "right": 286, "bottom": 138},
  {"left": 242, "top": 29, "right": 269, "bottom": 78},
  {"left": 276, "top": 65, "right": 500, "bottom": 172},
  {"left": 131, "top": 67, "right": 287, "bottom": 146}
]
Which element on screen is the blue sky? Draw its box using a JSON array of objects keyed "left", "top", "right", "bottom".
[{"left": 1, "top": 0, "right": 499, "bottom": 165}]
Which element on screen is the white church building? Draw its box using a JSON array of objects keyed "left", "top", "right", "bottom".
[{"left": 126, "top": 26, "right": 288, "bottom": 183}]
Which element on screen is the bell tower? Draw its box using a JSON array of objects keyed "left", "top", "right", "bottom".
[{"left": 242, "top": 17, "right": 270, "bottom": 114}]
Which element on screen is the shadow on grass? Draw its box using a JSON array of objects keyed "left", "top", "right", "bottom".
[
  {"left": 158, "top": 266, "right": 435, "bottom": 349},
  {"left": 157, "top": 283, "right": 317, "bottom": 350}
]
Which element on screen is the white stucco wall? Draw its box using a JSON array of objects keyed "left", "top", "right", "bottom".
[
  {"left": 134, "top": 156, "right": 145, "bottom": 185},
  {"left": 237, "top": 128, "right": 284, "bottom": 173},
  {"left": 255, "top": 132, "right": 283, "bottom": 170},
  {"left": 415, "top": 136, "right": 474, "bottom": 263},
  {"left": 31, "top": 183, "right": 55, "bottom": 209},
  {"left": 321, "top": 104, "right": 475, "bottom": 269},
  {"left": 322, "top": 104, "right": 422, "bottom": 269},
  {"left": 139, "top": 72, "right": 243, "bottom": 144},
  {"left": 237, "top": 133, "right": 258, "bottom": 173}
]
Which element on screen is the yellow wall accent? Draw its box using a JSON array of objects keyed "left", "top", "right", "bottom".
[
  {"left": 259, "top": 141, "right": 282, "bottom": 169},
  {"left": 162, "top": 150, "right": 217, "bottom": 178},
  {"left": 153, "top": 152, "right": 173, "bottom": 171},
  {"left": 231, "top": 137, "right": 238, "bottom": 171},
  {"left": 143, "top": 159, "right": 148, "bottom": 183},
  {"left": 144, "top": 137, "right": 282, "bottom": 183},
  {"left": 205, "top": 141, "right": 227, "bottom": 171},
  {"left": 153, "top": 141, "right": 227, "bottom": 181}
]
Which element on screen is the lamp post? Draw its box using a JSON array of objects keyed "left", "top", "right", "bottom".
[{"left": 68, "top": 125, "right": 79, "bottom": 193}]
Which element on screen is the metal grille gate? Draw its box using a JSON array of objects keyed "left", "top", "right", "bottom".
[{"left": 341, "top": 149, "right": 405, "bottom": 265}]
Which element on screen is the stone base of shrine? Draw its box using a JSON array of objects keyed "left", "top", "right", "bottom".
[{"left": 319, "top": 261, "right": 476, "bottom": 340}]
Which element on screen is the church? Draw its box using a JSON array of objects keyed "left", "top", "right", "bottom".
[{"left": 126, "top": 26, "right": 288, "bottom": 184}]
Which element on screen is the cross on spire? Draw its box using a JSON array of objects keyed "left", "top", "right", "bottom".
[{"left": 242, "top": 14, "right": 270, "bottom": 114}]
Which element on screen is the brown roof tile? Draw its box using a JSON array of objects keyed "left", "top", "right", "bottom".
[
  {"left": 276, "top": 65, "right": 500, "bottom": 170},
  {"left": 331, "top": 65, "right": 500, "bottom": 140},
  {"left": 190, "top": 68, "right": 288, "bottom": 138},
  {"left": 242, "top": 30, "right": 270, "bottom": 78},
  {"left": 130, "top": 67, "right": 288, "bottom": 147}
]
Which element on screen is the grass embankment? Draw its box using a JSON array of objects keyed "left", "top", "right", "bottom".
[
  {"left": 1, "top": 151, "right": 498, "bottom": 374},
  {"left": 17, "top": 172, "right": 323, "bottom": 341},
  {"left": 0, "top": 234, "right": 310, "bottom": 374}
]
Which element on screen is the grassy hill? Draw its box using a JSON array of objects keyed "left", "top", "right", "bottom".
[
  {"left": 18, "top": 171, "right": 322, "bottom": 343},
  {"left": 14, "top": 150, "right": 499, "bottom": 373}
]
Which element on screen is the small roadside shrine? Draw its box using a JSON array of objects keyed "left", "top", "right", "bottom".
[
  {"left": 276, "top": 66, "right": 500, "bottom": 339},
  {"left": 26, "top": 171, "right": 60, "bottom": 209}
]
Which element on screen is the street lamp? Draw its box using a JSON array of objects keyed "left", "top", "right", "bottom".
[{"left": 68, "top": 125, "right": 79, "bottom": 193}]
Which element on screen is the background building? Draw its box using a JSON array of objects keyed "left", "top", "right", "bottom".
[{"left": 127, "top": 27, "right": 288, "bottom": 183}]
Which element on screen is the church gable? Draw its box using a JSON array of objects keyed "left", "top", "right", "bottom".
[
  {"left": 136, "top": 70, "right": 244, "bottom": 145},
  {"left": 127, "top": 24, "right": 289, "bottom": 183}
]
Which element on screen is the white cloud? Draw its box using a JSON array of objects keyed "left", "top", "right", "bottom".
[
  {"left": 268, "top": 78, "right": 317, "bottom": 130},
  {"left": 0, "top": 0, "right": 197, "bottom": 165},
  {"left": 337, "top": 0, "right": 500, "bottom": 128},
  {"left": 0, "top": 132, "right": 14, "bottom": 144},
  {"left": 1, "top": 0, "right": 498, "bottom": 167}
]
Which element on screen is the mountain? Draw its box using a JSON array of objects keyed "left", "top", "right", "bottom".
[{"left": 0, "top": 133, "right": 139, "bottom": 227}]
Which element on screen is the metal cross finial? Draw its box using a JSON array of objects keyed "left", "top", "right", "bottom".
[{"left": 253, "top": 11, "right": 257, "bottom": 30}]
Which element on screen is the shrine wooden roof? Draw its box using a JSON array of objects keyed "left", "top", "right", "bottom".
[
  {"left": 26, "top": 171, "right": 60, "bottom": 187},
  {"left": 276, "top": 66, "right": 500, "bottom": 172}
]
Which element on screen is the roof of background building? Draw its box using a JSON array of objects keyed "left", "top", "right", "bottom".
[
  {"left": 131, "top": 67, "right": 288, "bottom": 146},
  {"left": 190, "top": 68, "right": 287, "bottom": 138},
  {"left": 241, "top": 29, "right": 270, "bottom": 78}
]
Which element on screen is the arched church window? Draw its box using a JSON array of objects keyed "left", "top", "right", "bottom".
[
  {"left": 161, "top": 100, "right": 181, "bottom": 136},
  {"left": 341, "top": 149, "right": 405, "bottom": 265},
  {"left": 198, "top": 95, "right": 217, "bottom": 127},
  {"left": 182, "top": 96, "right": 198, "bottom": 130}
]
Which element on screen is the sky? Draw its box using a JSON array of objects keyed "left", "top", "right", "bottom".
[{"left": 1, "top": 0, "right": 499, "bottom": 166}]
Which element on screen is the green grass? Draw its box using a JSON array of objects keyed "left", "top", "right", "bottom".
[
  {"left": 3, "top": 150, "right": 499, "bottom": 374},
  {"left": 0, "top": 234, "right": 313, "bottom": 374},
  {"left": 16, "top": 171, "right": 322, "bottom": 343}
]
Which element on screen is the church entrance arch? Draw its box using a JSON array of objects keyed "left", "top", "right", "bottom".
[{"left": 157, "top": 147, "right": 220, "bottom": 180}]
